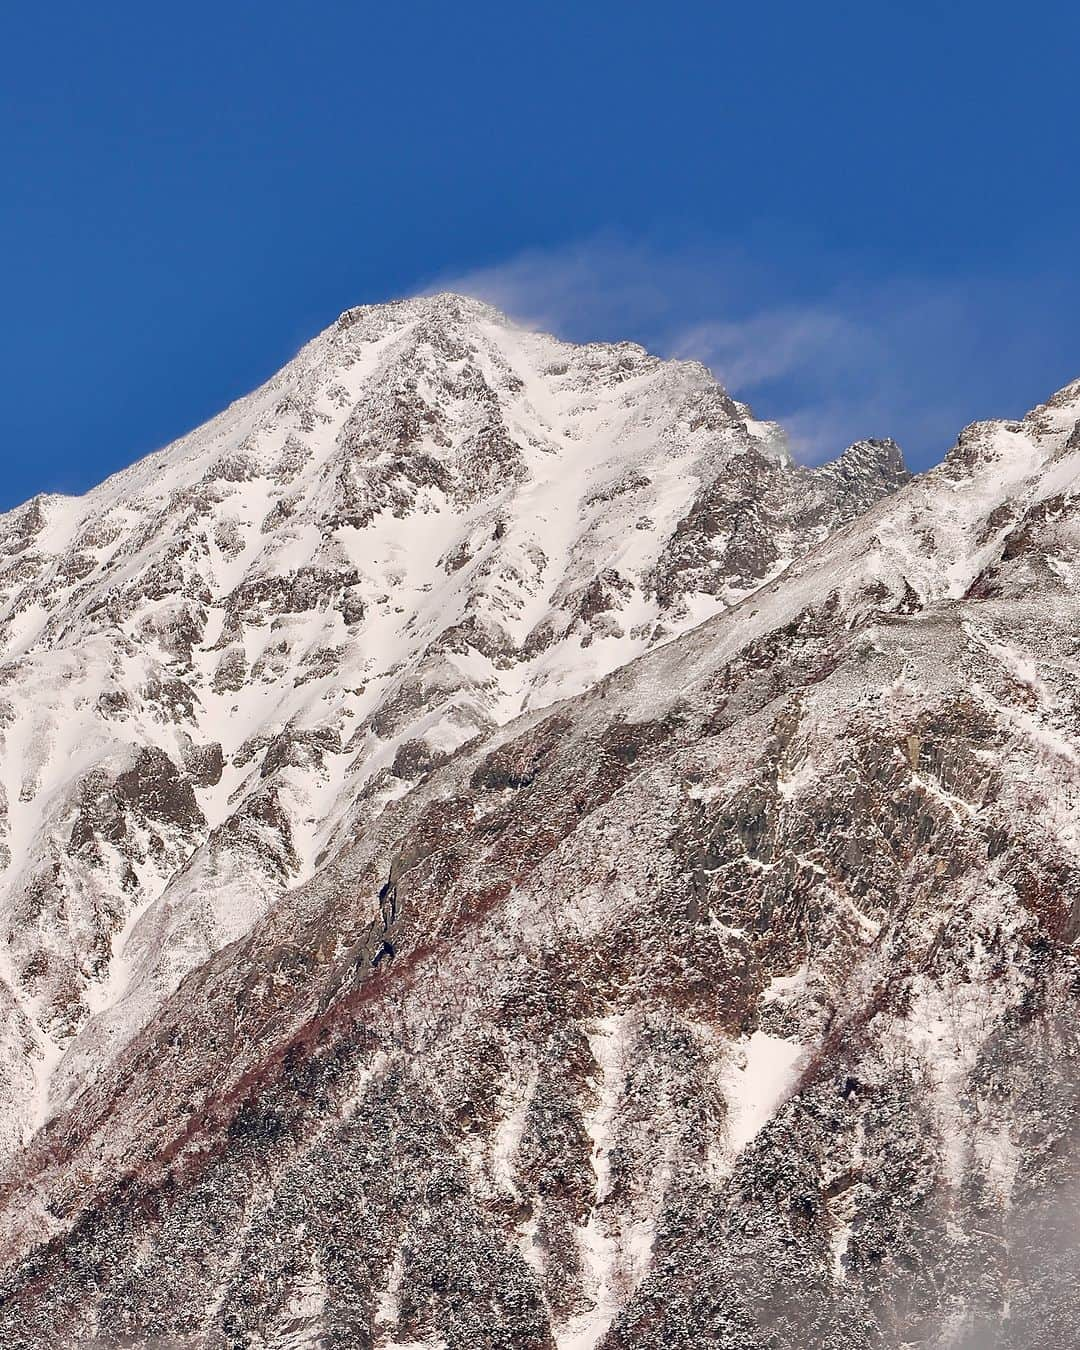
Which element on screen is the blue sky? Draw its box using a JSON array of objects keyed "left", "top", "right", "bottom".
[{"left": 2, "top": 2, "right": 1079, "bottom": 508}]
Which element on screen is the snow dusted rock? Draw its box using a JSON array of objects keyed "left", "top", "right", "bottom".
[
  {"left": 2, "top": 297, "right": 1080, "bottom": 1348},
  {"left": 0, "top": 293, "right": 908, "bottom": 1162}
]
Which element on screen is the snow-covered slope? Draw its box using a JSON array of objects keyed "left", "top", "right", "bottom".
[
  {"left": 0, "top": 294, "right": 909, "bottom": 1161},
  {"left": 7, "top": 298, "right": 1080, "bottom": 1350}
]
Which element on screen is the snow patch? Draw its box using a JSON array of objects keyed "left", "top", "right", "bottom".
[{"left": 722, "top": 1030, "right": 805, "bottom": 1156}]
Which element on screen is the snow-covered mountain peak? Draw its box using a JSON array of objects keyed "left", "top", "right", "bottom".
[{"left": 0, "top": 295, "right": 914, "bottom": 1171}]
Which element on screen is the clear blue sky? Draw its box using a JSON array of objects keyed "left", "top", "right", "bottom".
[{"left": 3, "top": 2, "right": 1079, "bottom": 507}]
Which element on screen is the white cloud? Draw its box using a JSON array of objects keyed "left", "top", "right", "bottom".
[
  {"left": 669, "top": 310, "right": 870, "bottom": 392},
  {"left": 427, "top": 235, "right": 700, "bottom": 339}
]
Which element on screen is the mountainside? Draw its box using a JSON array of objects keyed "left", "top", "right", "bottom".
[
  {"left": 0, "top": 293, "right": 908, "bottom": 1162},
  {"left": 0, "top": 296, "right": 1078, "bottom": 1350}
]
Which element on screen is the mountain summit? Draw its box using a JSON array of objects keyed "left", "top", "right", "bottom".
[
  {"left": 0, "top": 294, "right": 908, "bottom": 1157},
  {"left": 2, "top": 300, "right": 1079, "bottom": 1350}
]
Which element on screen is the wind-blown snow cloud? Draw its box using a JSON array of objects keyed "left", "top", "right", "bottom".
[
  {"left": 669, "top": 310, "right": 865, "bottom": 391},
  {"left": 430, "top": 237, "right": 1080, "bottom": 470}
]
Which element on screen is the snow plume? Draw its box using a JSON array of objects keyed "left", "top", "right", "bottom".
[{"left": 430, "top": 235, "right": 1080, "bottom": 470}]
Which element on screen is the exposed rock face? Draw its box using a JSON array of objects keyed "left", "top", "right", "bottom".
[{"left": 0, "top": 296, "right": 1078, "bottom": 1349}]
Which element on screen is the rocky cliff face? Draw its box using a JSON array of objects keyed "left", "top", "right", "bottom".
[{"left": 0, "top": 297, "right": 1077, "bottom": 1350}]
